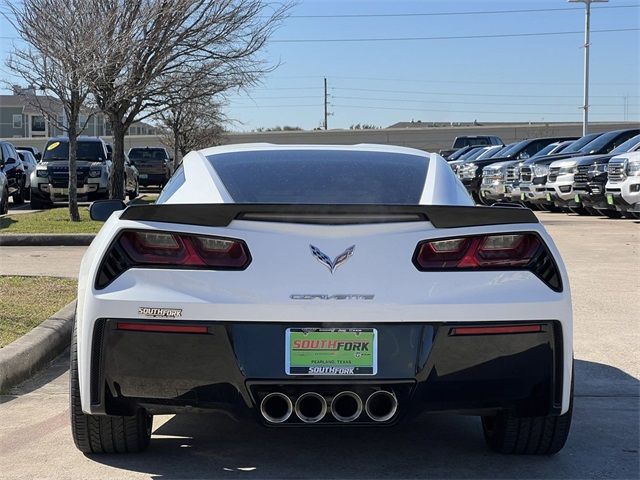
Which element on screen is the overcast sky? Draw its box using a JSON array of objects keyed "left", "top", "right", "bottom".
[{"left": 1, "top": 0, "right": 639, "bottom": 131}]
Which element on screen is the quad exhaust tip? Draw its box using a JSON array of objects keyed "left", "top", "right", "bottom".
[
  {"left": 260, "top": 392, "right": 293, "bottom": 424},
  {"left": 365, "top": 390, "right": 398, "bottom": 422},
  {"left": 331, "top": 391, "right": 363, "bottom": 423},
  {"left": 294, "top": 392, "right": 328, "bottom": 423}
]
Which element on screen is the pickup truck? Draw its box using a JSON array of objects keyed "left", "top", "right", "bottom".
[
  {"left": 439, "top": 135, "right": 503, "bottom": 159},
  {"left": 605, "top": 151, "right": 640, "bottom": 218},
  {"left": 545, "top": 128, "right": 640, "bottom": 211},
  {"left": 459, "top": 136, "right": 576, "bottom": 204},
  {"left": 518, "top": 133, "right": 603, "bottom": 210},
  {"left": 573, "top": 134, "right": 640, "bottom": 216}
]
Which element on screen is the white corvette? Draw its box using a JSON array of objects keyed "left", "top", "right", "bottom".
[{"left": 71, "top": 144, "right": 573, "bottom": 455}]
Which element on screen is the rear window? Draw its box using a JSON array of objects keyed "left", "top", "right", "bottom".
[
  {"left": 129, "top": 148, "right": 168, "bottom": 161},
  {"left": 453, "top": 137, "right": 490, "bottom": 148},
  {"left": 207, "top": 150, "right": 429, "bottom": 204},
  {"left": 42, "top": 141, "right": 105, "bottom": 162}
]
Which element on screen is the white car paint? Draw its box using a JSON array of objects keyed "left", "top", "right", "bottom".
[{"left": 76, "top": 144, "right": 573, "bottom": 416}]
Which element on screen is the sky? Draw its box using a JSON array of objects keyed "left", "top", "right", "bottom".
[{"left": 1, "top": 0, "right": 639, "bottom": 131}]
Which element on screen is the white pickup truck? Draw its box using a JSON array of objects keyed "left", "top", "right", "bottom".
[{"left": 605, "top": 151, "right": 640, "bottom": 218}]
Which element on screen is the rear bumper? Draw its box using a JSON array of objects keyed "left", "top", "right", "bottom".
[
  {"left": 87, "top": 319, "right": 565, "bottom": 424},
  {"left": 138, "top": 173, "right": 166, "bottom": 186}
]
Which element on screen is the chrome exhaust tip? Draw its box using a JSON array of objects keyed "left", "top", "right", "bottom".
[
  {"left": 330, "top": 391, "right": 363, "bottom": 423},
  {"left": 365, "top": 390, "right": 398, "bottom": 422},
  {"left": 260, "top": 392, "right": 293, "bottom": 424},
  {"left": 294, "top": 392, "right": 328, "bottom": 423}
]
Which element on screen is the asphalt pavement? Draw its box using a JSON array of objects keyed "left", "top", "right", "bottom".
[{"left": 0, "top": 212, "right": 638, "bottom": 479}]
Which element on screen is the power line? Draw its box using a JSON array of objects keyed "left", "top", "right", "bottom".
[
  {"left": 331, "top": 104, "right": 631, "bottom": 116},
  {"left": 272, "top": 27, "right": 639, "bottom": 43},
  {"left": 332, "top": 87, "right": 639, "bottom": 99},
  {"left": 299, "top": 75, "right": 640, "bottom": 87},
  {"left": 283, "top": 4, "right": 640, "bottom": 19},
  {"left": 330, "top": 96, "right": 638, "bottom": 108}
]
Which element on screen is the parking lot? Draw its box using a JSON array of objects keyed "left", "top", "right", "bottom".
[{"left": 0, "top": 212, "right": 637, "bottom": 479}]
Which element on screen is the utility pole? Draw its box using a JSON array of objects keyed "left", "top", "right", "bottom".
[
  {"left": 569, "top": 0, "right": 608, "bottom": 135},
  {"left": 323, "top": 77, "right": 328, "bottom": 130}
]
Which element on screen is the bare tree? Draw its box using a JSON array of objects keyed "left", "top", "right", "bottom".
[
  {"left": 157, "top": 95, "right": 227, "bottom": 164},
  {"left": 85, "top": 0, "right": 291, "bottom": 199},
  {"left": 6, "top": 0, "right": 97, "bottom": 221}
]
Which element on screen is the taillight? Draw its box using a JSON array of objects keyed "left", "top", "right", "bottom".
[
  {"left": 119, "top": 231, "right": 249, "bottom": 268},
  {"left": 95, "top": 230, "right": 251, "bottom": 289},
  {"left": 413, "top": 233, "right": 562, "bottom": 291}
]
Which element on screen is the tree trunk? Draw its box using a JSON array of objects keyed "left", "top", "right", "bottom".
[
  {"left": 173, "top": 127, "right": 180, "bottom": 170},
  {"left": 67, "top": 107, "right": 80, "bottom": 222},
  {"left": 110, "top": 119, "right": 126, "bottom": 200}
]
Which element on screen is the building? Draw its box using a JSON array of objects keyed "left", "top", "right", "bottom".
[{"left": 0, "top": 86, "right": 159, "bottom": 139}]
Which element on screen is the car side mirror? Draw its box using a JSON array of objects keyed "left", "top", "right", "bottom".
[
  {"left": 6, "top": 157, "right": 16, "bottom": 164},
  {"left": 129, "top": 160, "right": 136, "bottom": 166},
  {"left": 0, "top": 159, "right": 4, "bottom": 169},
  {"left": 90, "top": 199, "right": 126, "bottom": 221}
]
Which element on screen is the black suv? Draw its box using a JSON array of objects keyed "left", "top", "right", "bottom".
[{"left": 0, "top": 141, "right": 28, "bottom": 204}]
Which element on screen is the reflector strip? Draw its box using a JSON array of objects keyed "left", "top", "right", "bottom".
[
  {"left": 451, "top": 325, "right": 542, "bottom": 336},
  {"left": 116, "top": 322, "right": 208, "bottom": 334}
]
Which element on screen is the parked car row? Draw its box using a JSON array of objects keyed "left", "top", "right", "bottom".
[
  {"left": 447, "top": 128, "right": 640, "bottom": 218},
  {"left": 0, "top": 137, "right": 174, "bottom": 211}
]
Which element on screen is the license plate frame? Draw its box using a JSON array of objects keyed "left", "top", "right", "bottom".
[{"left": 285, "top": 328, "right": 378, "bottom": 376}]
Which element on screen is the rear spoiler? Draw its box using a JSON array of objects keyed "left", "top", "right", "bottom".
[{"left": 119, "top": 204, "right": 538, "bottom": 229}]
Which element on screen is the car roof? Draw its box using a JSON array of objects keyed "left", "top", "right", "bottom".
[
  {"left": 46, "top": 136, "right": 104, "bottom": 143},
  {"left": 198, "top": 143, "right": 431, "bottom": 158}
]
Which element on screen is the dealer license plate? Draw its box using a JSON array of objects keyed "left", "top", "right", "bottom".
[
  {"left": 607, "top": 194, "right": 614, "bottom": 205},
  {"left": 574, "top": 194, "right": 580, "bottom": 203},
  {"left": 546, "top": 192, "right": 552, "bottom": 202},
  {"left": 520, "top": 192, "right": 526, "bottom": 201},
  {"left": 285, "top": 328, "right": 377, "bottom": 375}
]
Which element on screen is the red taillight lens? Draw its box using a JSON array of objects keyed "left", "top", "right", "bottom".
[
  {"left": 414, "top": 233, "right": 541, "bottom": 270},
  {"left": 119, "top": 230, "right": 250, "bottom": 269},
  {"left": 116, "top": 322, "right": 208, "bottom": 334},
  {"left": 450, "top": 324, "right": 542, "bottom": 336}
]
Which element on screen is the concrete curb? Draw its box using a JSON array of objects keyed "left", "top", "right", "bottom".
[
  {"left": 0, "top": 300, "right": 76, "bottom": 394},
  {"left": 0, "top": 234, "right": 95, "bottom": 246}
]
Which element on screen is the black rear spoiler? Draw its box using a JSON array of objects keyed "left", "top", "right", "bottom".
[{"left": 119, "top": 204, "right": 538, "bottom": 229}]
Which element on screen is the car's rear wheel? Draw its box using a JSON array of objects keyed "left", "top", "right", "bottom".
[
  {"left": 29, "top": 195, "right": 49, "bottom": 210},
  {"left": 12, "top": 181, "right": 25, "bottom": 205},
  {"left": 70, "top": 323, "right": 152, "bottom": 453},
  {"left": 0, "top": 188, "right": 8, "bottom": 214},
  {"left": 481, "top": 380, "right": 573, "bottom": 455}
]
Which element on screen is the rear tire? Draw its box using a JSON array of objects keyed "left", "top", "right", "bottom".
[
  {"left": 70, "top": 323, "right": 152, "bottom": 453},
  {"left": 0, "top": 188, "right": 8, "bottom": 214},
  {"left": 12, "top": 183, "right": 25, "bottom": 205},
  {"left": 29, "top": 195, "right": 48, "bottom": 210},
  {"left": 481, "top": 379, "right": 573, "bottom": 455}
]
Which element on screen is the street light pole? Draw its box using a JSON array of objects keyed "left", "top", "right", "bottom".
[{"left": 569, "top": 0, "right": 608, "bottom": 136}]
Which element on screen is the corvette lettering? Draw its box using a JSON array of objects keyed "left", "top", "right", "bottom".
[
  {"left": 138, "top": 307, "right": 183, "bottom": 318},
  {"left": 290, "top": 294, "right": 374, "bottom": 300}
]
